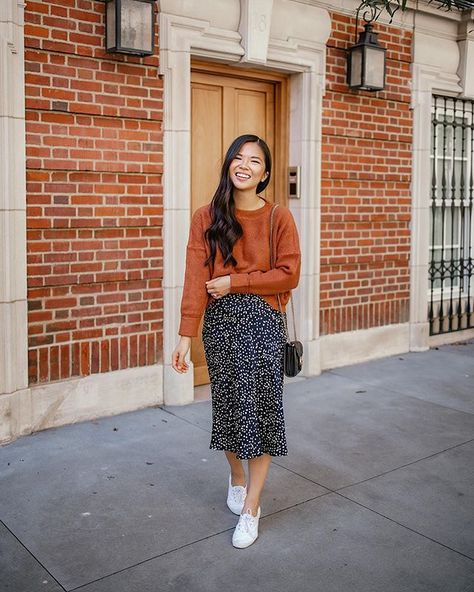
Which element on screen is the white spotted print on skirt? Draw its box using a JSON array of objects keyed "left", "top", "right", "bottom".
[{"left": 202, "top": 293, "right": 288, "bottom": 460}]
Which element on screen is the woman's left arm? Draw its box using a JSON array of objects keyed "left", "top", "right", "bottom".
[{"left": 229, "top": 208, "right": 301, "bottom": 295}]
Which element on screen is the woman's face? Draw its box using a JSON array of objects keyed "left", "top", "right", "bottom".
[{"left": 229, "top": 142, "right": 268, "bottom": 192}]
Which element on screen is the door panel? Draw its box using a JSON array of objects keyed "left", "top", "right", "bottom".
[
  {"left": 191, "top": 83, "right": 224, "bottom": 216},
  {"left": 190, "top": 68, "right": 286, "bottom": 387},
  {"left": 235, "top": 89, "right": 270, "bottom": 142}
]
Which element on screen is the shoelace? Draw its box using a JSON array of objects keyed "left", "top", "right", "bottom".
[
  {"left": 230, "top": 485, "right": 246, "bottom": 504},
  {"left": 236, "top": 511, "right": 257, "bottom": 534}
]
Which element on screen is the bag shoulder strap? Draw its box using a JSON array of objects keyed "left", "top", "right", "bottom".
[
  {"left": 269, "top": 203, "right": 279, "bottom": 269},
  {"left": 269, "top": 203, "right": 297, "bottom": 342}
]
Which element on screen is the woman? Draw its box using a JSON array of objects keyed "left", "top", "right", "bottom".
[{"left": 171, "top": 134, "right": 301, "bottom": 548}]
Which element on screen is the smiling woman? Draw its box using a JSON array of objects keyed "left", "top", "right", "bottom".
[
  {"left": 202, "top": 136, "right": 272, "bottom": 272},
  {"left": 171, "top": 134, "right": 301, "bottom": 549},
  {"left": 230, "top": 143, "right": 268, "bottom": 198}
]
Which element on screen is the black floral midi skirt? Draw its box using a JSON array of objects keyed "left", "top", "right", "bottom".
[{"left": 202, "top": 293, "right": 288, "bottom": 460}]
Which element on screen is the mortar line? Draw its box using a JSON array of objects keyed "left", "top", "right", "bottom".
[{"left": 0, "top": 519, "right": 67, "bottom": 592}]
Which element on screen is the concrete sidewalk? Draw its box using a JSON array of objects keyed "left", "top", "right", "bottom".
[{"left": 1, "top": 341, "right": 474, "bottom": 592}]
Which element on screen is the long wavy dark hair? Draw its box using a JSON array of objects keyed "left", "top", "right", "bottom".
[{"left": 204, "top": 134, "right": 272, "bottom": 269}]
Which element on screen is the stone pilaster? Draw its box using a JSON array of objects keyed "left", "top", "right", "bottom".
[{"left": 0, "top": 0, "right": 31, "bottom": 442}]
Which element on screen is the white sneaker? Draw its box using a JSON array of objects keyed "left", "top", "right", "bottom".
[
  {"left": 232, "top": 507, "right": 261, "bottom": 548},
  {"left": 227, "top": 474, "right": 247, "bottom": 515}
]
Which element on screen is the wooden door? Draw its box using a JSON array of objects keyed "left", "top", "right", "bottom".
[{"left": 190, "top": 64, "right": 288, "bottom": 387}]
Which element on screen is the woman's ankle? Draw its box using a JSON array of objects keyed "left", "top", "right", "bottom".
[
  {"left": 230, "top": 472, "right": 246, "bottom": 487},
  {"left": 242, "top": 500, "right": 260, "bottom": 516}
]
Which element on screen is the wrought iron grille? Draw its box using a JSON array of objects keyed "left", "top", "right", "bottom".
[{"left": 429, "top": 95, "right": 474, "bottom": 335}]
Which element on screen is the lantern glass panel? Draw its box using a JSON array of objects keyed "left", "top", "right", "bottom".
[
  {"left": 120, "top": 0, "right": 153, "bottom": 53},
  {"left": 106, "top": 0, "right": 116, "bottom": 50},
  {"left": 350, "top": 47, "right": 363, "bottom": 88},
  {"left": 364, "top": 47, "right": 385, "bottom": 89}
]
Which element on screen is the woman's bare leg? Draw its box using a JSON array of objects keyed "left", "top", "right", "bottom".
[
  {"left": 224, "top": 451, "right": 246, "bottom": 487},
  {"left": 242, "top": 453, "right": 272, "bottom": 516}
]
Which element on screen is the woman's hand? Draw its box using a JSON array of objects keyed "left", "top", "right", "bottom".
[
  {"left": 206, "top": 275, "right": 231, "bottom": 299},
  {"left": 172, "top": 336, "right": 191, "bottom": 373}
]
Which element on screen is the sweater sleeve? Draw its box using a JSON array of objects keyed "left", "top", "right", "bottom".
[
  {"left": 229, "top": 207, "right": 301, "bottom": 295},
  {"left": 179, "top": 208, "right": 212, "bottom": 337}
]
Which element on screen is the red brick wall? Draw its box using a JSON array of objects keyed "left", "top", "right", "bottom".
[
  {"left": 320, "top": 13, "right": 412, "bottom": 335},
  {"left": 24, "top": 0, "right": 163, "bottom": 384}
]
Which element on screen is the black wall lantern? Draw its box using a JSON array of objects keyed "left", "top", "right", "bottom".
[
  {"left": 347, "top": 7, "right": 387, "bottom": 92},
  {"left": 105, "top": 0, "right": 155, "bottom": 56}
]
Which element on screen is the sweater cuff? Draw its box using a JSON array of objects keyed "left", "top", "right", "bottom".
[
  {"left": 179, "top": 316, "right": 201, "bottom": 337},
  {"left": 230, "top": 273, "right": 250, "bottom": 293}
]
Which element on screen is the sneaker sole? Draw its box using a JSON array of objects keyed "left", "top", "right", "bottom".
[
  {"left": 227, "top": 501, "right": 244, "bottom": 515},
  {"left": 232, "top": 534, "right": 258, "bottom": 549}
]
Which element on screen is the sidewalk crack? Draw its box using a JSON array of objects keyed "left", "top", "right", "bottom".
[
  {"left": 335, "top": 437, "right": 474, "bottom": 492},
  {"left": 333, "top": 491, "right": 474, "bottom": 563},
  {"left": 0, "top": 520, "right": 67, "bottom": 591}
]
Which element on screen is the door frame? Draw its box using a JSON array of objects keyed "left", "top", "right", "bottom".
[{"left": 159, "top": 6, "right": 331, "bottom": 405}]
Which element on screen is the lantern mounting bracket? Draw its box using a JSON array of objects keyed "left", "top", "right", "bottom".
[{"left": 355, "top": 1, "right": 381, "bottom": 41}]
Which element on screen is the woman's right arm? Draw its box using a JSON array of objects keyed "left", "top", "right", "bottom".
[
  {"left": 179, "top": 208, "right": 212, "bottom": 337},
  {"left": 172, "top": 208, "right": 211, "bottom": 373}
]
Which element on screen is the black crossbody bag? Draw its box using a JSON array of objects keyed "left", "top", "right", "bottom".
[{"left": 270, "top": 204, "right": 303, "bottom": 377}]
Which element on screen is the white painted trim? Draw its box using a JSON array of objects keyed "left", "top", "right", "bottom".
[
  {"left": 159, "top": 0, "right": 331, "bottom": 405},
  {"left": 320, "top": 323, "right": 410, "bottom": 370},
  {"left": 0, "top": 1, "right": 29, "bottom": 441},
  {"left": 0, "top": 365, "right": 164, "bottom": 444},
  {"left": 409, "top": 49, "right": 463, "bottom": 352},
  {"left": 457, "top": 10, "right": 474, "bottom": 99}
]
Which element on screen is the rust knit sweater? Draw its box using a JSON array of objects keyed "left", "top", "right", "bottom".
[{"left": 179, "top": 198, "right": 301, "bottom": 337}]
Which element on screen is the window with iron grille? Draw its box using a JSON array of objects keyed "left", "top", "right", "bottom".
[{"left": 429, "top": 95, "right": 474, "bottom": 335}]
